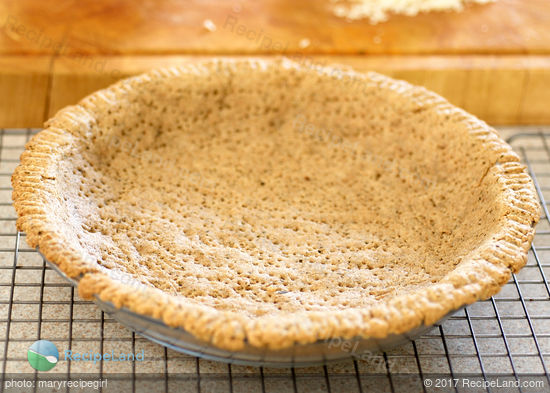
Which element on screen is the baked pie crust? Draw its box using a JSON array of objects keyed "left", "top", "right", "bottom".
[{"left": 12, "top": 59, "right": 540, "bottom": 351}]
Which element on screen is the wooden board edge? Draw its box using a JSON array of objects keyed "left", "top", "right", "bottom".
[{"left": 0, "top": 55, "right": 549, "bottom": 127}]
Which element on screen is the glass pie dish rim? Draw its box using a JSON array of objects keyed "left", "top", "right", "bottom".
[{"left": 40, "top": 250, "right": 459, "bottom": 367}]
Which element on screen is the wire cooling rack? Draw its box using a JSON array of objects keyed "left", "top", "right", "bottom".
[{"left": 1, "top": 127, "right": 550, "bottom": 393}]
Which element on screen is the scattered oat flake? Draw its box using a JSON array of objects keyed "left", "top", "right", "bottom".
[
  {"left": 203, "top": 19, "right": 217, "bottom": 32},
  {"left": 299, "top": 38, "right": 311, "bottom": 49},
  {"left": 331, "top": 0, "right": 495, "bottom": 23}
]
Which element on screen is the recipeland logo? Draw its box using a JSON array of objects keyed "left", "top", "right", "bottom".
[
  {"left": 27, "top": 340, "right": 59, "bottom": 371},
  {"left": 64, "top": 349, "right": 145, "bottom": 363},
  {"left": 27, "top": 339, "right": 145, "bottom": 371}
]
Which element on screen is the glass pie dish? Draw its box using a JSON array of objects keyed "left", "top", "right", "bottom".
[{"left": 13, "top": 59, "right": 539, "bottom": 367}]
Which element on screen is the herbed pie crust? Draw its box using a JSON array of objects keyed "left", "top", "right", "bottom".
[{"left": 12, "top": 59, "right": 539, "bottom": 351}]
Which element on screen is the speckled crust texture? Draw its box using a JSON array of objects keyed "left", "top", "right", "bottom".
[{"left": 12, "top": 59, "right": 540, "bottom": 351}]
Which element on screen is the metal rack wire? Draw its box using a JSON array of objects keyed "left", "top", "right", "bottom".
[{"left": 0, "top": 127, "right": 549, "bottom": 393}]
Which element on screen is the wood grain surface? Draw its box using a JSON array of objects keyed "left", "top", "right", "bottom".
[
  {"left": 0, "top": 56, "right": 50, "bottom": 127},
  {"left": 1, "top": 0, "right": 549, "bottom": 55}
]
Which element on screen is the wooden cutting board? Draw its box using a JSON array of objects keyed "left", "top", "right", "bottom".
[{"left": 0, "top": 0, "right": 549, "bottom": 126}]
